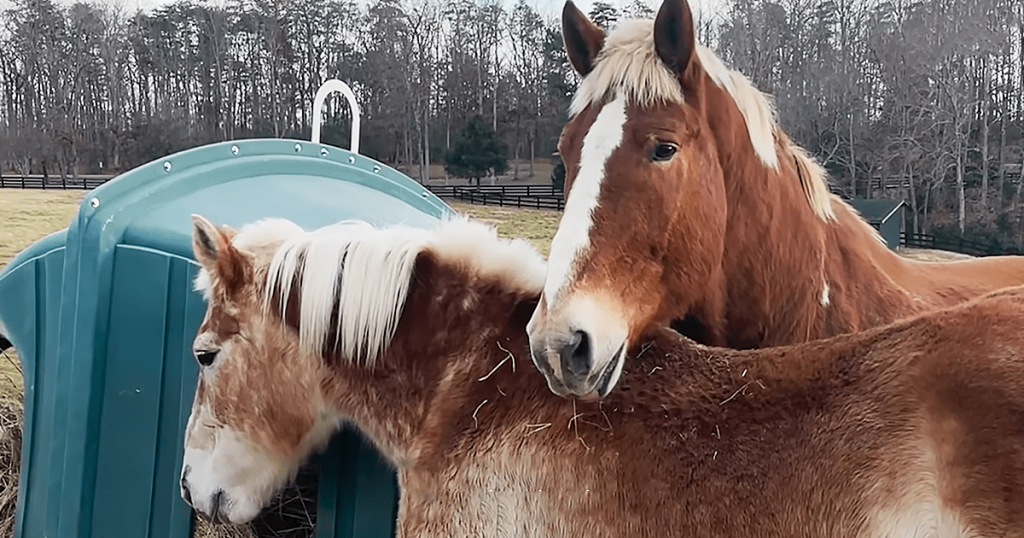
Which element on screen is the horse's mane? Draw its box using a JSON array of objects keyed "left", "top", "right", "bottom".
[
  {"left": 571, "top": 19, "right": 835, "bottom": 222},
  {"left": 250, "top": 216, "right": 546, "bottom": 367}
]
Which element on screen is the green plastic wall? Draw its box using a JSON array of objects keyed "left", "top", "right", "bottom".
[{"left": 0, "top": 139, "right": 452, "bottom": 538}]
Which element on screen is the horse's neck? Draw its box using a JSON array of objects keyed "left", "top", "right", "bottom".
[
  {"left": 708, "top": 117, "right": 915, "bottom": 346},
  {"left": 819, "top": 201, "right": 924, "bottom": 327}
]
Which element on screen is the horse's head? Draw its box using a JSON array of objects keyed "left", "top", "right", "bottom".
[
  {"left": 528, "top": 0, "right": 753, "bottom": 398},
  {"left": 179, "top": 215, "right": 339, "bottom": 525}
]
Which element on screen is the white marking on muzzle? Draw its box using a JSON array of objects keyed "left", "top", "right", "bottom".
[
  {"left": 181, "top": 427, "right": 285, "bottom": 524},
  {"left": 544, "top": 95, "right": 629, "bottom": 305}
]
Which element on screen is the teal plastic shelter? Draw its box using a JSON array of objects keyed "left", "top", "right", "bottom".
[{"left": 0, "top": 80, "right": 451, "bottom": 538}]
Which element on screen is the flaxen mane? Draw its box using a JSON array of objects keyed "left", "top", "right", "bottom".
[
  {"left": 571, "top": 19, "right": 834, "bottom": 221},
  {"left": 251, "top": 216, "right": 546, "bottom": 366}
]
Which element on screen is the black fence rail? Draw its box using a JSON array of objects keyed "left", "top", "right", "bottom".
[
  {"left": 900, "top": 232, "right": 1017, "bottom": 257},
  {"left": 427, "top": 184, "right": 565, "bottom": 211},
  {"left": 0, "top": 174, "right": 114, "bottom": 190},
  {"left": 427, "top": 184, "right": 562, "bottom": 197}
]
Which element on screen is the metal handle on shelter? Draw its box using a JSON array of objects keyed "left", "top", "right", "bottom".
[{"left": 311, "top": 79, "right": 361, "bottom": 155}]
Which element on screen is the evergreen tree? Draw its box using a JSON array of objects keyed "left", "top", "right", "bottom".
[
  {"left": 444, "top": 114, "right": 508, "bottom": 185},
  {"left": 551, "top": 157, "right": 565, "bottom": 192}
]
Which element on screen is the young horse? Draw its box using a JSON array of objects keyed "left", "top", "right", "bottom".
[
  {"left": 180, "top": 214, "right": 1024, "bottom": 536},
  {"left": 526, "top": 0, "right": 1024, "bottom": 399}
]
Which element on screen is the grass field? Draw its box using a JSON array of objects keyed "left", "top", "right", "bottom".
[
  {"left": 0, "top": 191, "right": 84, "bottom": 269},
  {"left": 0, "top": 191, "right": 85, "bottom": 399},
  {"left": 447, "top": 201, "right": 561, "bottom": 257}
]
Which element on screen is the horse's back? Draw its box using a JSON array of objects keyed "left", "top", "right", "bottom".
[{"left": 895, "top": 255, "right": 1024, "bottom": 308}]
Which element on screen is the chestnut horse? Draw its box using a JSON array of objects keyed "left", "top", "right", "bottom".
[
  {"left": 181, "top": 214, "right": 1024, "bottom": 536},
  {"left": 526, "top": 0, "right": 1024, "bottom": 399}
]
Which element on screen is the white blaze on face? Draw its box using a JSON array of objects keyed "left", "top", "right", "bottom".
[{"left": 544, "top": 95, "right": 629, "bottom": 305}]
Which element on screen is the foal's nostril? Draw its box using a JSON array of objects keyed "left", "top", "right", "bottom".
[
  {"left": 180, "top": 465, "right": 193, "bottom": 506},
  {"left": 560, "top": 330, "right": 592, "bottom": 376},
  {"left": 210, "top": 490, "right": 225, "bottom": 523},
  {"left": 181, "top": 482, "right": 193, "bottom": 507}
]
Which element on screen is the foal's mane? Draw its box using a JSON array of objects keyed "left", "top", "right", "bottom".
[
  {"left": 251, "top": 216, "right": 546, "bottom": 367},
  {"left": 571, "top": 19, "right": 835, "bottom": 222}
]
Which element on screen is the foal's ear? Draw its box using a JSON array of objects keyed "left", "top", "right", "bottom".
[
  {"left": 562, "top": 0, "right": 605, "bottom": 76},
  {"left": 653, "top": 0, "right": 697, "bottom": 79},
  {"left": 191, "top": 214, "right": 246, "bottom": 291}
]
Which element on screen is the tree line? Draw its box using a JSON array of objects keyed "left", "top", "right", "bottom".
[{"left": 1, "top": 0, "right": 1023, "bottom": 246}]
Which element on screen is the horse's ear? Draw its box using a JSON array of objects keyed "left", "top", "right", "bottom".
[
  {"left": 653, "top": 0, "right": 697, "bottom": 81},
  {"left": 191, "top": 214, "right": 246, "bottom": 292},
  {"left": 562, "top": 0, "right": 605, "bottom": 76}
]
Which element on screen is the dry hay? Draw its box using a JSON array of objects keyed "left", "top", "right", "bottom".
[
  {"left": 0, "top": 349, "right": 22, "bottom": 538},
  {"left": 193, "top": 462, "right": 319, "bottom": 537},
  {"left": 0, "top": 395, "right": 21, "bottom": 538}
]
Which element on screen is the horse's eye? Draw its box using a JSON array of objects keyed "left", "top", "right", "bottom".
[
  {"left": 195, "top": 350, "right": 219, "bottom": 367},
  {"left": 652, "top": 143, "right": 678, "bottom": 162}
]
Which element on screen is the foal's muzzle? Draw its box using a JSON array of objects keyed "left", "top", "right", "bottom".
[{"left": 181, "top": 474, "right": 230, "bottom": 525}]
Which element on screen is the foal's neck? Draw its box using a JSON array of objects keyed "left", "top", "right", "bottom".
[{"left": 332, "top": 252, "right": 540, "bottom": 467}]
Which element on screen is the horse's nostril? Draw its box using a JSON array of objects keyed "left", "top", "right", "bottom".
[{"left": 561, "top": 330, "right": 592, "bottom": 376}]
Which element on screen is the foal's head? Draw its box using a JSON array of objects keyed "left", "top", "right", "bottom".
[
  {"left": 528, "top": 0, "right": 832, "bottom": 398},
  {"left": 179, "top": 215, "right": 337, "bottom": 524},
  {"left": 179, "top": 214, "right": 546, "bottom": 525}
]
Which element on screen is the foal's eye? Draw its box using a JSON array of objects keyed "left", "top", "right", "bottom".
[
  {"left": 651, "top": 143, "right": 678, "bottom": 162},
  {"left": 195, "top": 350, "right": 219, "bottom": 367}
]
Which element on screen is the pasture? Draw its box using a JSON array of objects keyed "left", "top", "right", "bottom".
[{"left": 0, "top": 189, "right": 967, "bottom": 538}]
